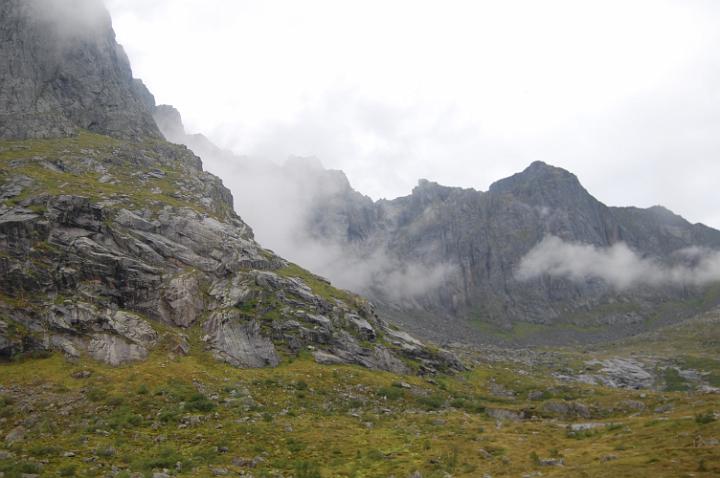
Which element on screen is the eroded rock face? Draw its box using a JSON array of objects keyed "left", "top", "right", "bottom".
[
  {"left": 0, "top": 136, "right": 459, "bottom": 373},
  {"left": 0, "top": 0, "right": 161, "bottom": 140},
  {"left": 0, "top": 0, "right": 461, "bottom": 374},
  {"left": 159, "top": 273, "right": 204, "bottom": 328},
  {"left": 203, "top": 311, "right": 279, "bottom": 368},
  {"left": 42, "top": 303, "right": 157, "bottom": 365}
]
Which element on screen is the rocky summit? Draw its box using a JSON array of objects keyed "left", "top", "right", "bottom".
[
  {"left": 152, "top": 100, "right": 720, "bottom": 346},
  {"left": 210, "top": 154, "right": 720, "bottom": 345},
  {"left": 0, "top": 0, "right": 459, "bottom": 375}
]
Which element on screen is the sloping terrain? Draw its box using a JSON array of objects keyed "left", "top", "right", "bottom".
[
  {"left": 0, "top": 132, "right": 458, "bottom": 374},
  {"left": 0, "top": 0, "right": 458, "bottom": 374},
  {"left": 1, "top": 2, "right": 719, "bottom": 477},
  {"left": 1, "top": 335, "right": 719, "bottom": 477},
  {"left": 154, "top": 104, "right": 720, "bottom": 346}
]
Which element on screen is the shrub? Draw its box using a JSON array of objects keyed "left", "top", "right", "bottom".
[
  {"left": 695, "top": 412, "right": 716, "bottom": 425},
  {"left": 184, "top": 393, "right": 215, "bottom": 412},
  {"left": 294, "top": 460, "right": 322, "bottom": 478},
  {"left": 133, "top": 447, "right": 184, "bottom": 471},
  {"left": 376, "top": 386, "right": 403, "bottom": 401},
  {"left": 86, "top": 387, "right": 108, "bottom": 402},
  {"left": 59, "top": 464, "right": 77, "bottom": 476},
  {"left": 417, "top": 394, "right": 445, "bottom": 411},
  {"left": 106, "top": 395, "right": 125, "bottom": 407}
]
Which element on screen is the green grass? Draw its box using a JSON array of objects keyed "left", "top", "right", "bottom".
[
  {"left": 0, "top": 350, "right": 719, "bottom": 477},
  {"left": 0, "top": 131, "right": 230, "bottom": 219}
]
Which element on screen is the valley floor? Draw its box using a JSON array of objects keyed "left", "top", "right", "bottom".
[{"left": 0, "top": 347, "right": 719, "bottom": 478}]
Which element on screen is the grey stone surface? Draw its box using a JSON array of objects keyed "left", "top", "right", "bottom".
[
  {"left": 0, "top": 0, "right": 161, "bottom": 140},
  {"left": 0, "top": 0, "right": 464, "bottom": 374}
]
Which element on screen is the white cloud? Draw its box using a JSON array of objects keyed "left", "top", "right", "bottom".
[
  {"left": 517, "top": 236, "right": 720, "bottom": 289},
  {"left": 105, "top": 0, "right": 720, "bottom": 228}
]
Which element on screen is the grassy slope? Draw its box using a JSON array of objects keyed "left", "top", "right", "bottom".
[
  {"left": 1, "top": 134, "right": 720, "bottom": 477},
  {"left": 0, "top": 131, "right": 230, "bottom": 218},
  {"left": 0, "top": 351, "right": 718, "bottom": 478}
]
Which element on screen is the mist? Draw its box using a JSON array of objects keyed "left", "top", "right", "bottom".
[
  {"left": 517, "top": 235, "right": 720, "bottom": 289},
  {"left": 157, "top": 112, "right": 456, "bottom": 303},
  {"left": 107, "top": 1, "right": 720, "bottom": 229},
  {"left": 29, "top": 0, "right": 111, "bottom": 36}
]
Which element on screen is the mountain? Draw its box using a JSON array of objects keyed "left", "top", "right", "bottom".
[
  {"left": 152, "top": 107, "right": 720, "bottom": 345},
  {"left": 0, "top": 0, "right": 160, "bottom": 140},
  {"left": 4, "top": 4, "right": 720, "bottom": 477},
  {"left": 297, "top": 162, "right": 720, "bottom": 344},
  {"left": 0, "top": 0, "right": 459, "bottom": 374}
]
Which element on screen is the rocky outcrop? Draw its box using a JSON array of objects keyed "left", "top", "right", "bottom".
[
  {"left": 0, "top": 0, "right": 460, "bottom": 373},
  {"left": 0, "top": 0, "right": 160, "bottom": 140},
  {"left": 0, "top": 122, "right": 458, "bottom": 374},
  {"left": 0, "top": 136, "right": 458, "bottom": 372},
  {"left": 252, "top": 161, "right": 720, "bottom": 345},
  {"left": 203, "top": 311, "right": 280, "bottom": 368},
  {"left": 151, "top": 99, "right": 720, "bottom": 346},
  {"left": 42, "top": 303, "right": 158, "bottom": 366}
]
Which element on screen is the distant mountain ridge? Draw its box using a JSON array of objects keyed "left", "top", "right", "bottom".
[{"left": 154, "top": 107, "right": 720, "bottom": 346}]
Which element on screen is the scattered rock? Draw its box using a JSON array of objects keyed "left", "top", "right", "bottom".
[
  {"left": 4, "top": 426, "right": 25, "bottom": 445},
  {"left": 541, "top": 401, "right": 591, "bottom": 419},
  {"left": 486, "top": 408, "right": 522, "bottom": 422},
  {"left": 585, "top": 359, "right": 655, "bottom": 389}
]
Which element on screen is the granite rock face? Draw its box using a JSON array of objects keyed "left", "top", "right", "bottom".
[
  {"left": 0, "top": 136, "right": 460, "bottom": 372},
  {"left": 297, "top": 163, "right": 720, "bottom": 343},
  {"left": 0, "top": 1, "right": 461, "bottom": 374},
  {"left": 0, "top": 0, "right": 161, "bottom": 140},
  {"left": 159, "top": 114, "right": 720, "bottom": 345}
]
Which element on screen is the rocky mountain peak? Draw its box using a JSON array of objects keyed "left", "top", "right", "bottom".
[
  {"left": 488, "top": 161, "right": 592, "bottom": 209},
  {"left": 408, "top": 179, "right": 458, "bottom": 206},
  {"left": 0, "top": 0, "right": 161, "bottom": 140},
  {"left": 153, "top": 104, "right": 186, "bottom": 141}
]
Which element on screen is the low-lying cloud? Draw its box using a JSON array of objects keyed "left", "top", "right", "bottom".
[
  {"left": 517, "top": 235, "right": 720, "bottom": 289},
  {"left": 278, "top": 237, "right": 456, "bottom": 305},
  {"left": 156, "top": 111, "right": 455, "bottom": 303},
  {"left": 226, "top": 164, "right": 457, "bottom": 303}
]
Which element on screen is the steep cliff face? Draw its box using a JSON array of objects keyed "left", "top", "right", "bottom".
[
  {"left": 147, "top": 68, "right": 720, "bottom": 347},
  {"left": 153, "top": 102, "right": 720, "bottom": 344},
  {"left": 0, "top": 1, "right": 460, "bottom": 374},
  {"left": 0, "top": 0, "right": 160, "bottom": 140},
  {"left": 295, "top": 162, "right": 720, "bottom": 343}
]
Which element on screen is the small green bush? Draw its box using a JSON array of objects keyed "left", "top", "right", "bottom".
[
  {"left": 376, "top": 386, "right": 404, "bottom": 401},
  {"left": 59, "top": 464, "right": 77, "bottom": 476},
  {"left": 86, "top": 387, "right": 108, "bottom": 402},
  {"left": 184, "top": 393, "right": 215, "bottom": 412},
  {"left": 417, "top": 394, "right": 445, "bottom": 411},
  {"left": 695, "top": 412, "right": 716, "bottom": 424},
  {"left": 294, "top": 460, "right": 322, "bottom": 478}
]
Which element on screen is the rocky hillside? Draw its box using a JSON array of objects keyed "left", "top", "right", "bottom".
[
  {"left": 0, "top": 0, "right": 460, "bottom": 374},
  {"left": 154, "top": 105, "right": 720, "bottom": 345},
  {"left": 300, "top": 163, "right": 720, "bottom": 344}
]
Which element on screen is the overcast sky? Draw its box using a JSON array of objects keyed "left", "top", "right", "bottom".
[{"left": 106, "top": 0, "right": 720, "bottom": 228}]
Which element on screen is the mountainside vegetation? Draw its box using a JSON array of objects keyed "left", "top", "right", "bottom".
[{"left": 1, "top": 1, "right": 719, "bottom": 477}]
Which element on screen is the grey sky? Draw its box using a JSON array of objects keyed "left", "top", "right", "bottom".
[{"left": 106, "top": 0, "right": 720, "bottom": 229}]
